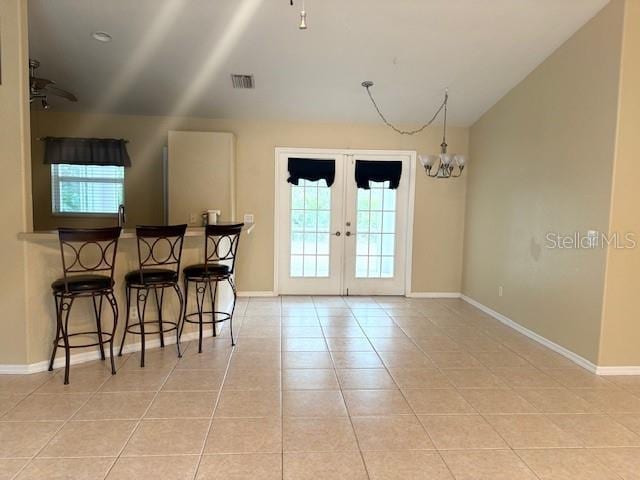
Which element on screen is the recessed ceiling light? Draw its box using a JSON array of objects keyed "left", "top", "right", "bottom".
[{"left": 91, "top": 31, "right": 112, "bottom": 42}]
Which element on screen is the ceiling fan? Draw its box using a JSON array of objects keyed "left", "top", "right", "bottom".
[{"left": 29, "top": 59, "right": 78, "bottom": 110}]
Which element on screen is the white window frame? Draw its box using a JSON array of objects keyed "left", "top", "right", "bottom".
[{"left": 51, "top": 164, "right": 125, "bottom": 216}]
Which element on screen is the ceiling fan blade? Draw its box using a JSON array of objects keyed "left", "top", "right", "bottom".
[
  {"left": 44, "top": 85, "right": 78, "bottom": 102},
  {"left": 31, "top": 77, "right": 54, "bottom": 89}
]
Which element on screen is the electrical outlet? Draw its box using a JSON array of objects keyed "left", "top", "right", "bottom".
[
  {"left": 244, "top": 213, "right": 254, "bottom": 224},
  {"left": 189, "top": 213, "right": 197, "bottom": 224},
  {"left": 130, "top": 308, "right": 138, "bottom": 321},
  {"left": 498, "top": 286, "right": 503, "bottom": 297}
]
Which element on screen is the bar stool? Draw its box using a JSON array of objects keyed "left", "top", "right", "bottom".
[
  {"left": 118, "top": 224, "right": 188, "bottom": 367},
  {"left": 181, "top": 223, "right": 243, "bottom": 352},
  {"left": 49, "top": 227, "right": 122, "bottom": 385}
]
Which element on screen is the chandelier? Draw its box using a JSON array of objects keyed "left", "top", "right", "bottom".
[{"left": 361, "top": 81, "right": 466, "bottom": 178}]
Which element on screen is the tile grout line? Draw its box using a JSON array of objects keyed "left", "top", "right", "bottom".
[
  {"left": 368, "top": 298, "right": 526, "bottom": 477},
  {"left": 191, "top": 297, "right": 264, "bottom": 480},
  {"left": 328, "top": 300, "right": 372, "bottom": 480},
  {"left": 7, "top": 353, "right": 137, "bottom": 480},
  {"left": 412, "top": 300, "right": 543, "bottom": 479},
  {"left": 99, "top": 341, "right": 198, "bottom": 480},
  {"left": 5, "top": 296, "right": 640, "bottom": 479},
  {"left": 368, "top": 297, "right": 458, "bottom": 480},
  {"left": 438, "top": 300, "right": 640, "bottom": 458}
]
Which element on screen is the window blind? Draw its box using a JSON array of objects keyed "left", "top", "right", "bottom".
[
  {"left": 354, "top": 160, "right": 402, "bottom": 190},
  {"left": 287, "top": 158, "right": 336, "bottom": 187},
  {"left": 51, "top": 164, "right": 124, "bottom": 214},
  {"left": 44, "top": 137, "right": 131, "bottom": 167}
]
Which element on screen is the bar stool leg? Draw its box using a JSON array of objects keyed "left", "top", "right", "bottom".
[
  {"left": 106, "top": 291, "right": 119, "bottom": 375},
  {"left": 195, "top": 281, "right": 207, "bottom": 353},
  {"left": 119, "top": 286, "right": 131, "bottom": 356},
  {"left": 137, "top": 288, "right": 149, "bottom": 367},
  {"left": 61, "top": 297, "right": 75, "bottom": 385},
  {"left": 173, "top": 284, "right": 185, "bottom": 358},
  {"left": 49, "top": 296, "right": 62, "bottom": 371},
  {"left": 209, "top": 280, "right": 218, "bottom": 337},
  {"left": 228, "top": 277, "right": 238, "bottom": 347},
  {"left": 181, "top": 279, "right": 189, "bottom": 344},
  {"left": 92, "top": 295, "right": 106, "bottom": 361},
  {"left": 154, "top": 287, "right": 165, "bottom": 348}
]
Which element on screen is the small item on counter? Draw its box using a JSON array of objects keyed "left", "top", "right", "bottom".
[{"left": 206, "top": 209, "right": 221, "bottom": 225}]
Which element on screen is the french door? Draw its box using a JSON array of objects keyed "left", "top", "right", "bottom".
[{"left": 276, "top": 148, "right": 414, "bottom": 295}]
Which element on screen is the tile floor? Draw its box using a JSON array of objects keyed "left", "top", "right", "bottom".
[{"left": 1, "top": 296, "right": 640, "bottom": 479}]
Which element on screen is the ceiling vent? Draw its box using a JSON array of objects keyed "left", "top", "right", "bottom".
[{"left": 231, "top": 74, "right": 255, "bottom": 89}]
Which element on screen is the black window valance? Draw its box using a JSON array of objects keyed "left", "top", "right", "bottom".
[
  {"left": 355, "top": 160, "right": 402, "bottom": 189},
  {"left": 287, "top": 157, "right": 335, "bottom": 187},
  {"left": 43, "top": 137, "right": 131, "bottom": 167}
]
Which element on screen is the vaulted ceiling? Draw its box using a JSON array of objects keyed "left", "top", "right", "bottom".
[{"left": 28, "top": 0, "right": 608, "bottom": 126}]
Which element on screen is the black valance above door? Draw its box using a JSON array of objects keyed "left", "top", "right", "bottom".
[
  {"left": 43, "top": 137, "right": 131, "bottom": 167},
  {"left": 355, "top": 160, "right": 402, "bottom": 189},
  {"left": 287, "top": 157, "right": 335, "bottom": 187}
]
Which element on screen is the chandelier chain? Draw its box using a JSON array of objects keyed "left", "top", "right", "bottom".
[{"left": 363, "top": 84, "right": 448, "bottom": 136}]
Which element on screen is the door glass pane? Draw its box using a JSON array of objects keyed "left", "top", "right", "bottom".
[
  {"left": 291, "top": 255, "right": 303, "bottom": 277},
  {"left": 355, "top": 180, "right": 396, "bottom": 278},
  {"left": 317, "top": 211, "right": 331, "bottom": 232},
  {"left": 317, "top": 233, "right": 330, "bottom": 255},
  {"left": 356, "top": 234, "right": 368, "bottom": 256},
  {"left": 290, "top": 178, "right": 331, "bottom": 278},
  {"left": 317, "top": 256, "right": 329, "bottom": 276},
  {"left": 303, "top": 255, "right": 317, "bottom": 277},
  {"left": 291, "top": 233, "right": 304, "bottom": 254}
]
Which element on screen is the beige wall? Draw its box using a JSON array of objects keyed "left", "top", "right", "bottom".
[
  {"left": 0, "top": 0, "right": 31, "bottom": 364},
  {"left": 167, "top": 131, "right": 234, "bottom": 225},
  {"left": 463, "top": 1, "right": 624, "bottom": 363},
  {"left": 600, "top": 0, "right": 640, "bottom": 366},
  {"left": 31, "top": 111, "right": 468, "bottom": 294}
]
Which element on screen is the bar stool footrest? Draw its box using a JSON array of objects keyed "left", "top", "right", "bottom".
[
  {"left": 54, "top": 330, "right": 115, "bottom": 349},
  {"left": 125, "top": 319, "right": 180, "bottom": 336},
  {"left": 184, "top": 311, "right": 232, "bottom": 325}
]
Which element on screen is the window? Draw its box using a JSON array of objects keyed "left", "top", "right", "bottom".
[
  {"left": 51, "top": 164, "right": 124, "bottom": 215},
  {"left": 355, "top": 180, "right": 396, "bottom": 278},
  {"left": 290, "top": 178, "right": 331, "bottom": 277}
]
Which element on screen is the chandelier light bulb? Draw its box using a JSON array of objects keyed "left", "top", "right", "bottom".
[
  {"left": 455, "top": 155, "right": 466, "bottom": 167},
  {"left": 441, "top": 154, "right": 453, "bottom": 166},
  {"left": 419, "top": 154, "right": 437, "bottom": 168}
]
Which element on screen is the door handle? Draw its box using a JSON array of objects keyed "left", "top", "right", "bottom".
[
  {"left": 345, "top": 231, "right": 352, "bottom": 237},
  {"left": 333, "top": 231, "right": 341, "bottom": 237}
]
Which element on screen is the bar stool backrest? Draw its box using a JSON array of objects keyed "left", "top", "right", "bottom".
[
  {"left": 135, "top": 224, "right": 188, "bottom": 283},
  {"left": 204, "top": 223, "right": 244, "bottom": 275},
  {"left": 58, "top": 227, "right": 122, "bottom": 293}
]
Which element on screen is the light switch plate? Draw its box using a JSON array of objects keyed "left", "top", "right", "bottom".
[{"left": 244, "top": 213, "right": 254, "bottom": 224}]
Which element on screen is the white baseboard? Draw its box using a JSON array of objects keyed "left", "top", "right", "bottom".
[
  {"left": 461, "top": 294, "right": 601, "bottom": 374},
  {"left": 0, "top": 329, "right": 216, "bottom": 375},
  {"left": 594, "top": 365, "right": 640, "bottom": 375},
  {"left": 407, "top": 292, "right": 462, "bottom": 299},
  {"left": 237, "top": 291, "right": 277, "bottom": 297},
  {"left": 461, "top": 295, "right": 640, "bottom": 375}
]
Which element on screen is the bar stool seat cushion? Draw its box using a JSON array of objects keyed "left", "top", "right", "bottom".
[
  {"left": 125, "top": 268, "right": 178, "bottom": 285},
  {"left": 51, "top": 274, "right": 114, "bottom": 293},
  {"left": 183, "top": 263, "right": 230, "bottom": 279}
]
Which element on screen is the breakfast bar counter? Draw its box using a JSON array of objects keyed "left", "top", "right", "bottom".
[
  {"left": 15, "top": 223, "right": 254, "bottom": 371},
  {"left": 18, "top": 223, "right": 255, "bottom": 241}
]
